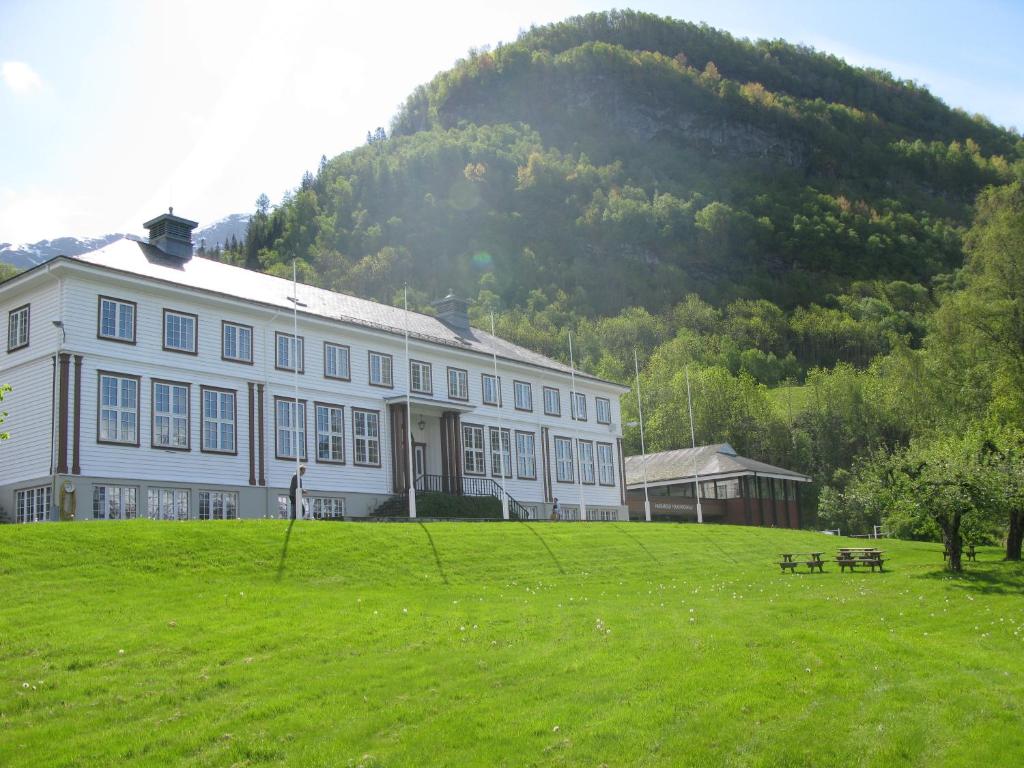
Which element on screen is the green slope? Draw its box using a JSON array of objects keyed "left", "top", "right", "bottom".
[{"left": 2, "top": 521, "right": 1022, "bottom": 767}]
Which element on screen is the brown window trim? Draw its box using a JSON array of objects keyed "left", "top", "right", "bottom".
[
  {"left": 597, "top": 441, "right": 615, "bottom": 486},
  {"left": 323, "top": 341, "right": 352, "bottom": 381},
  {"left": 162, "top": 308, "right": 199, "bottom": 356},
  {"left": 221, "top": 320, "right": 254, "bottom": 365},
  {"left": 461, "top": 422, "right": 486, "bottom": 475},
  {"left": 200, "top": 385, "right": 238, "bottom": 456},
  {"left": 571, "top": 392, "right": 588, "bottom": 422},
  {"left": 480, "top": 373, "right": 502, "bottom": 406},
  {"left": 515, "top": 429, "right": 537, "bottom": 480},
  {"left": 553, "top": 435, "right": 575, "bottom": 484},
  {"left": 314, "top": 401, "right": 346, "bottom": 465},
  {"left": 367, "top": 350, "right": 394, "bottom": 389},
  {"left": 96, "top": 295, "right": 137, "bottom": 345},
  {"left": 512, "top": 380, "right": 533, "bottom": 412},
  {"left": 6, "top": 304, "right": 30, "bottom": 353},
  {"left": 595, "top": 397, "right": 612, "bottom": 425},
  {"left": 409, "top": 359, "right": 433, "bottom": 395},
  {"left": 578, "top": 439, "right": 596, "bottom": 485},
  {"left": 273, "top": 395, "right": 308, "bottom": 461},
  {"left": 275, "top": 332, "right": 305, "bottom": 374},
  {"left": 446, "top": 366, "right": 469, "bottom": 401},
  {"left": 151, "top": 378, "right": 192, "bottom": 452},
  {"left": 351, "top": 407, "right": 382, "bottom": 467},
  {"left": 488, "top": 426, "right": 513, "bottom": 479},
  {"left": 543, "top": 386, "right": 561, "bottom": 417},
  {"left": 95, "top": 370, "right": 141, "bottom": 447}
]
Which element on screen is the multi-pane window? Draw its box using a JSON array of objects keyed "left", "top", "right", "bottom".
[
  {"left": 462, "top": 424, "right": 485, "bottom": 474},
  {"left": 98, "top": 373, "right": 138, "bottom": 444},
  {"left": 147, "top": 488, "right": 190, "bottom": 520},
  {"left": 578, "top": 441, "right": 596, "bottom": 485},
  {"left": 324, "top": 342, "right": 350, "bottom": 380},
  {"left": 222, "top": 321, "right": 253, "bottom": 363},
  {"left": 597, "top": 443, "right": 615, "bottom": 486},
  {"left": 316, "top": 403, "right": 345, "bottom": 463},
  {"left": 596, "top": 397, "right": 612, "bottom": 424},
  {"left": 163, "top": 310, "right": 197, "bottom": 353},
  {"left": 554, "top": 437, "right": 575, "bottom": 483},
  {"left": 276, "top": 398, "right": 307, "bottom": 459},
  {"left": 152, "top": 381, "right": 190, "bottom": 449},
  {"left": 7, "top": 304, "right": 29, "bottom": 351},
  {"left": 489, "top": 427, "right": 512, "bottom": 478},
  {"left": 571, "top": 392, "right": 588, "bottom": 421},
  {"left": 15, "top": 486, "right": 50, "bottom": 523},
  {"left": 202, "top": 388, "right": 235, "bottom": 453},
  {"left": 368, "top": 351, "right": 393, "bottom": 387},
  {"left": 410, "top": 360, "right": 432, "bottom": 394},
  {"left": 98, "top": 297, "right": 135, "bottom": 342},
  {"left": 513, "top": 381, "right": 533, "bottom": 411},
  {"left": 198, "top": 490, "right": 238, "bottom": 520},
  {"left": 276, "top": 332, "right": 304, "bottom": 372},
  {"left": 93, "top": 486, "right": 138, "bottom": 519},
  {"left": 481, "top": 374, "right": 501, "bottom": 406},
  {"left": 516, "top": 431, "right": 536, "bottom": 479},
  {"left": 311, "top": 497, "right": 345, "bottom": 519},
  {"left": 447, "top": 367, "right": 468, "bottom": 400},
  {"left": 353, "top": 409, "right": 380, "bottom": 466},
  {"left": 543, "top": 386, "right": 561, "bottom": 416}
]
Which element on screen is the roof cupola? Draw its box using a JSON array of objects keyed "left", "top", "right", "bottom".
[{"left": 143, "top": 207, "right": 198, "bottom": 260}]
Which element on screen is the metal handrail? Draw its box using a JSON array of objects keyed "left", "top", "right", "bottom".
[{"left": 413, "top": 473, "right": 531, "bottom": 519}]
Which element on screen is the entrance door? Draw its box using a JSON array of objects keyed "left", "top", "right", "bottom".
[{"left": 413, "top": 442, "right": 427, "bottom": 490}]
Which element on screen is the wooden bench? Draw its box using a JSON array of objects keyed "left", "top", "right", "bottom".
[
  {"left": 837, "top": 557, "right": 884, "bottom": 573},
  {"left": 778, "top": 561, "right": 800, "bottom": 573}
]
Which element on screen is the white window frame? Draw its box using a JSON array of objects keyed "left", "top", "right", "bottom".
[
  {"left": 353, "top": 408, "right": 381, "bottom": 466},
  {"left": 516, "top": 431, "right": 536, "bottom": 480},
  {"left": 481, "top": 373, "right": 501, "bottom": 406},
  {"left": 513, "top": 380, "right": 533, "bottom": 411},
  {"left": 311, "top": 497, "right": 346, "bottom": 519},
  {"left": 324, "top": 342, "right": 351, "bottom": 380},
  {"left": 222, "top": 321, "right": 253, "bottom": 363},
  {"left": 16, "top": 486, "right": 50, "bottom": 523},
  {"left": 198, "top": 490, "right": 238, "bottom": 520},
  {"left": 316, "top": 403, "right": 346, "bottom": 464},
  {"left": 543, "top": 386, "right": 561, "bottom": 417},
  {"left": 152, "top": 380, "right": 190, "bottom": 450},
  {"left": 410, "top": 360, "right": 433, "bottom": 394},
  {"left": 93, "top": 485, "right": 138, "bottom": 520},
  {"left": 462, "top": 424, "right": 485, "bottom": 475},
  {"left": 554, "top": 436, "right": 575, "bottom": 483},
  {"left": 147, "top": 488, "right": 190, "bottom": 520},
  {"left": 7, "top": 304, "right": 29, "bottom": 352},
  {"left": 596, "top": 397, "right": 612, "bottom": 425},
  {"left": 447, "top": 367, "right": 469, "bottom": 400},
  {"left": 98, "top": 372, "right": 139, "bottom": 445},
  {"left": 571, "top": 392, "right": 588, "bottom": 421},
  {"left": 98, "top": 296, "right": 135, "bottom": 343},
  {"left": 368, "top": 351, "right": 393, "bottom": 387},
  {"left": 489, "top": 426, "right": 512, "bottom": 478},
  {"left": 163, "top": 309, "right": 197, "bottom": 353},
  {"left": 578, "top": 440, "right": 596, "bottom": 485},
  {"left": 597, "top": 443, "right": 615, "bottom": 486},
  {"left": 202, "top": 388, "right": 235, "bottom": 453},
  {"left": 275, "top": 398, "right": 307, "bottom": 460},
  {"left": 276, "top": 332, "right": 304, "bottom": 372}
]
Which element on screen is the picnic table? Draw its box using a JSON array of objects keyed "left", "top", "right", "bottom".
[
  {"left": 945, "top": 545, "right": 977, "bottom": 561},
  {"left": 778, "top": 552, "right": 826, "bottom": 573},
  {"left": 836, "top": 549, "right": 885, "bottom": 572}
]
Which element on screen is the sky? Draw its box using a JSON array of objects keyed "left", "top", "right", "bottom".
[{"left": 1, "top": 0, "right": 1022, "bottom": 244}]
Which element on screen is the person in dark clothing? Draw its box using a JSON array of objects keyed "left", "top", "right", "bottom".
[{"left": 289, "top": 465, "right": 307, "bottom": 520}]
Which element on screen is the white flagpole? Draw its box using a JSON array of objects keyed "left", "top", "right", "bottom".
[
  {"left": 404, "top": 287, "right": 417, "bottom": 519},
  {"left": 490, "top": 313, "right": 510, "bottom": 520},
  {"left": 686, "top": 365, "right": 703, "bottom": 524},
  {"left": 568, "top": 331, "right": 587, "bottom": 521},
  {"left": 634, "top": 348, "right": 651, "bottom": 522},
  {"left": 292, "top": 260, "right": 303, "bottom": 519}
]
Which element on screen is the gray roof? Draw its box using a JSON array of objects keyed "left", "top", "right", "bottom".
[
  {"left": 67, "top": 237, "right": 624, "bottom": 389},
  {"left": 625, "top": 443, "right": 811, "bottom": 486}
]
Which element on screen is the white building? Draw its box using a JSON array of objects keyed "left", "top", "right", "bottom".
[{"left": 0, "top": 211, "right": 629, "bottom": 523}]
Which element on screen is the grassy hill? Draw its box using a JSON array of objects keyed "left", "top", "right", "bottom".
[{"left": 2, "top": 521, "right": 1022, "bottom": 766}]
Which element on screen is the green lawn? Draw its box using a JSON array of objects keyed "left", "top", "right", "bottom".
[{"left": 1, "top": 521, "right": 1022, "bottom": 767}]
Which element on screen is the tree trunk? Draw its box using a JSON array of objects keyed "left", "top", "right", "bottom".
[
  {"left": 1007, "top": 508, "right": 1023, "bottom": 561},
  {"left": 943, "top": 525, "right": 963, "bottom": 573}
]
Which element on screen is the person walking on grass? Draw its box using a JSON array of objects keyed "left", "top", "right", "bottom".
[
  {"left": 289, "top": 464, "right": 307, "bottom": 520},
  {"left": 551, "top": 497, "right": 560, "bottom": 521}
]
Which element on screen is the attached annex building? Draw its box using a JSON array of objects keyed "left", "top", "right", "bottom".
[
  {"left": 0, "top": 210, "right": 629, "bottom": 523},
  {"left": 625, "top": 443, "right": 811, "bottom": 527}
]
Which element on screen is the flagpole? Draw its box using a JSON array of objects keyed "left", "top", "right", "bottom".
[
  {"left": 568, "top": 331, "right": 587, "bottom": 521},
  {"left": 404, "top": 287, "right": 417, "bottom": 519},
  {"left": 686, "top": 365, "right": 703, "bottom": 524},
  {"left": 634, "top": 348, "right": 651, "bottom": 522},
  {"left": 490, "top": 314, "right": 510, "bottom": 519}
]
